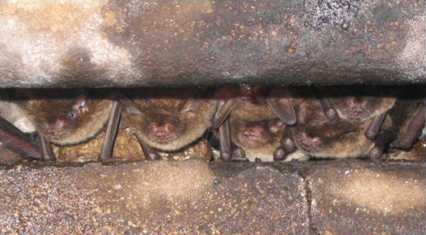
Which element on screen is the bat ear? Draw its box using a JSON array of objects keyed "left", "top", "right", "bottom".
[
  {"left": 118, "top": 95, "right": 142, "bottom": 115},
  {"left": 74, "top": 91, "right": 87, "bottom": 106},
  {"left": 213, "top": 99, "right": 241, "bottom": 129},
  {"left": 181, "top": 90, "right": 202, "bottom": 114},
  {"left": 73, "top": 91, "right": 89, "bottom": 113},
  {"left": 182, "top": 99, "right": 200, "bottom": 113},
  {"left": 267, "top": 98, "right": 296, "bottom": 126},
  {"left": 267, "top": 88, "right": 297, "bottom": 126}
]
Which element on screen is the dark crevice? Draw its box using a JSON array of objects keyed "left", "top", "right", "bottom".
[{"left": 298, "top": 170, "right": 320, "bottom": 235}]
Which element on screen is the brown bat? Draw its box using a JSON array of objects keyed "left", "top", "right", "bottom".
[
  {"left": 120, "top": 89, "right": 217, "bottom": 160},
  {"left": 388, "top": 87, "right": 425, "bottom": 151},
  {"left": 292, "top": 97, "right": 375, "bottom": 160},
  {"left": 230, "top": 118, "right": 284, "bottom": 162},
  {"left": 367, "top": 101, "right": 425, "bottom": 163},
  {"left": 213, "top": 86, "right": 298, "bottom": 161},
  {"left": 14, "top": 89, "right": 114, "bottom": 160},
  {"left": 325, "top": 86, "right": 397, "bottom": 140},
  {"left": 293, "top": 120, "right": 373, "bottom": 159},
  {"left": 228, "top": 118, "right": 308, "bottom": 162},
  {"left": 355, "top": 87, "right": 425, "bottom": 163}
]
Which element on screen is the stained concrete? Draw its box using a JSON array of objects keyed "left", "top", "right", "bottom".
[
  {"left": 306, "top": 160, "right": 426, "bottom": 235},
  {"left": 0, "top": 0, "right": 425, "bottom": 88},
  {"left": 0, "top": 159, "right": 424, "bottom": 234}
]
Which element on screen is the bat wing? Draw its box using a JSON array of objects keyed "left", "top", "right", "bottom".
[
  {"left": 267, "top": 97, "right": 297, "bottom": 125},
  {"left": 213, "top": 99, "right": 241, "bottom": 129}
]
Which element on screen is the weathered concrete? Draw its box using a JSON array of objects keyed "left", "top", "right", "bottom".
[
  {"left": 0, "top": 159, "right": 424, "bottom": 234},
  {"left": 306, "top": 160, "right": 426, "bottom": 235},
  {"left": 0, "top": 0, "right": 425, "bottom": 88}
]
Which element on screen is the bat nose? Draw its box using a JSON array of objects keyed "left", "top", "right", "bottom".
[
  {"left": 155, "top": 131, "right": 167, "bottom": 138},
  {"left": 243, "top": 129, "right": 255, "bottom": 137},
  {"left": 350, "top": 106, "right": 363, "bottom": 116},
  {"left": 150, "top": 123, "right": 174, "bottom": 139},
  {"left": 299, "top": 132, "right": 320, "bottom": 150},
  {"left": 242, "top": 126, "right": 265, "bottom": 138},
  {"left": 46, "top": 120, "right": 65, "bottom": 136}
]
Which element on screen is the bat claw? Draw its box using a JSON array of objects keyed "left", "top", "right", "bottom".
[
  {"left": 281, "top": 137, "right": 296, "bottom": 153},
  {"left": 231, "top": 147, "right": 248, "bottom": 162},
  {"left": 369, "top": 146, "right": 384, "bottom": 163},
  {"left": 273, "top": 147, "right": 286, "bottom": 161},
  {"left": 319, "top": 98, "right": 338, "bottom": 120},
  {"left": 325, "top": 108, "right": 337, "bottom": 120}
]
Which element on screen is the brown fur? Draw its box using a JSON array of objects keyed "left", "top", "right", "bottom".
[
  {"left": 15, "top": 90, "right": 112, "bottom": 145},
  {"left": 214, "top": 86, "right": 315, "bottom": 126},
  {"left": 390, "top": 100, "right": 424, "bottom": 140},
  {"left": 327, "top": 87, "right": 397, "bottom": 122},
  {"left": 232, "top": 98, "right": 277, "bottom": 122},
  {"left": 216, "top": 87, "right": 281, "bottom": 162},
  {"left": 388, "top": 87, "right": 426, "bottom": 149},
  {"left": 226, "top": 118, "right": 308, "bottom": 162},
  {"left": 230, "top": 119, "right": 283, "bottom": 162},
  {"left": 293, "top": 97, "right": 379, "bottom": 158},
  {"left": 296, "top": 98, "right": 327, "bottom": 125},
  {"left": 122, "top": 89, "right": 217, "bottom": 151},
  {"left": 215, "top": 86, "right": 276, "bottom": 122},
  {"left": 215, "top": 86, "right": 313, "bottom": 162},
  {"left": 294, "top": 120, "right": 375, "bottom": 158}
]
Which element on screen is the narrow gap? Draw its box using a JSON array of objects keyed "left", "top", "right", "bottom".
[{"left": 298, "top": 170, "right": 320, "bottom": 235}]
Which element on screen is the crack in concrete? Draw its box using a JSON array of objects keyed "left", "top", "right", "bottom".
[{"left": 298, "top": 170, "right": 320, "bottom": 235}]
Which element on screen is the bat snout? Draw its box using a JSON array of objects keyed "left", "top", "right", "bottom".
[
  {"left": 242, "top": 126, "right": 267, "bottom": 140},
  {"left": 149, "top": 122, "right": 175, "bottom": 141},
  {"left": 346, "top": 97, "right": 367, "bottom": 117},
  {"left": 298, "top": 132, "right": 321, "bottom": 151},
  {"left": 45, "top": 120, "right": 67, "bottom": 137},
  {"left": 238, "top": 125, "right": 271, "bottom": 146},
  {"left": 349, "top": 106, "right": 364, "bottom": 116}
]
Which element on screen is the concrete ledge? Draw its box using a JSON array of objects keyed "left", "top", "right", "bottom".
[
  {"left": 0, "top": 0, "right": 425, "bottom": 88},
  {"left": 0, "top": 160, "right": 424, "bottom": 234}
]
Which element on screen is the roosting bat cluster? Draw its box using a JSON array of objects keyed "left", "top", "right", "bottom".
[{"left": 0, "top": 86, "right": 424, "bottom": 165}]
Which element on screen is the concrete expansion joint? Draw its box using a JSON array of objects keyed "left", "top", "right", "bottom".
[{"left": 297, "top": 170, "right": 320, "bottom": 235}]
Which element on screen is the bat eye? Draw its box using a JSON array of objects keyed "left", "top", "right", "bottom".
[
  {"left": 67, "top": 112, "right": 76, "bottom": 119},
  {"left": 173, "top": 118, "right": 181, "bottom": 124}
]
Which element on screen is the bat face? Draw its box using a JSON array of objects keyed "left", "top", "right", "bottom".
[
  {"left": 293, "top": 120, "right": 357, "bottom": 155},
  {"left": 328, "top": 87, "right": 397, "bottom": 121},
  {"left": 231, "top": 119, "right": 284, "bottom": 152},
  {"left": 123, "top": 90, "right": 217, "bottom": 151},
  {"left": 32, "top": 100, "right": 87, "bottom": 141},
  {"left": 331, "top": 96, "right": 378, "bottom": 120},
  {"left": 233, "top": 122, "right": 273, "bottom": 148},
  {"left": 138, "top": 106, "right": 192, "bottom": 146},
  {"left": 214, "top": 86, "right": 297, "bottom": 128},
  {"left": 16, "top": 90, "right": 112, "bottom": 145}
]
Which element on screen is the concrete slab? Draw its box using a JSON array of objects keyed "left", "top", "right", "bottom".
[{"left": 0, "top": 0, "right": 424, "bottom": 87}]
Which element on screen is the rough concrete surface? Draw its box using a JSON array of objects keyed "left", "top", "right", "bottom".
[
  {"left": 306, "top": 160, "right": 426, "bottom": 235},
  {"left": 0, "top": 159, "right": 424, "bottom": 235},
  {"left": 0, "top": 0, "right": 425, "bottom": 88}
]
